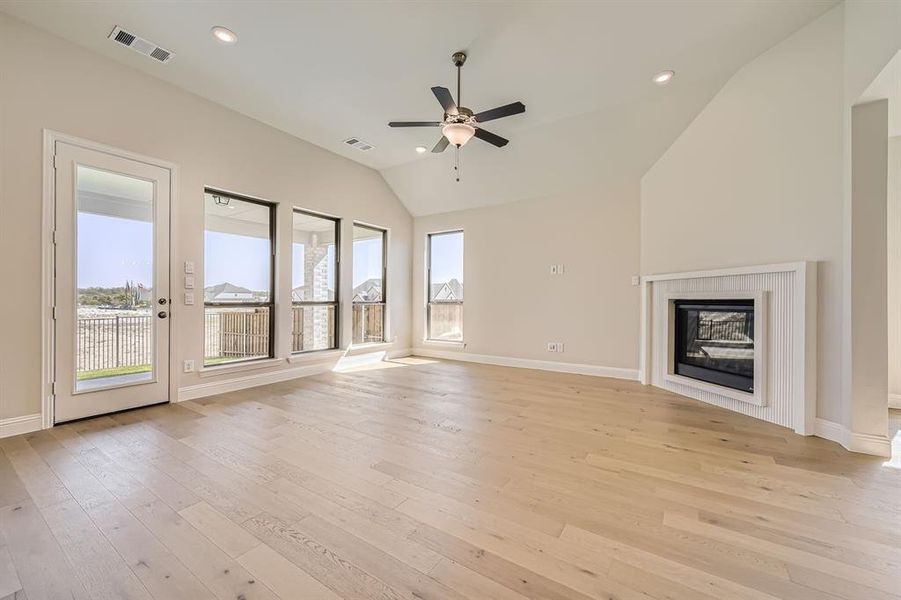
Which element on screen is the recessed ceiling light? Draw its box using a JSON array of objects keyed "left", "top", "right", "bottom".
[
  {"left": 415, "top": 146, "right": 428, "bottom": 154},
  {"left": 653, "top": 70, "right": 674, "bottom": 85},
  {"left": 211, "top": 26, "right": 238, "bottom": 44}
]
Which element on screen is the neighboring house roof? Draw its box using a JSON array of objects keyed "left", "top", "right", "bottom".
[
  {"left": 352, "top": 278, "right": 382, "bottom": 302},
  {"left": 430, "top": 278, "right": 463, "bottom": 301},
  {"left": 204, "top": 282, "right": 254, "bottom": 302}
]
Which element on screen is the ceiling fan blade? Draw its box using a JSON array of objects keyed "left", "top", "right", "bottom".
[
  {"left": 431, "top": 137, "right": 450, "bottom": 153},
  {"left": 388, "top": 121, "right": 442, "bottom": 127},
  {"left": 474, "top": 101, "right": 525, "bottom": 123},
  {"left": 474, "top": 127, "right": 509, "bottom": 147},
  {"left": 431, "top": 86, "right": 458, "bottom": 116}
]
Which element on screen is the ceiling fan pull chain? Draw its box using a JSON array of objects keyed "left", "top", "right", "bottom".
[{"left": 455, "top": 146, "right": 461, "bottom": 182}]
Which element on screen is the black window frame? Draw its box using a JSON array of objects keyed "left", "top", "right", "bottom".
[
  {"left": 351, "top": 222, "right": 388, "bottom": 345},
  {"left": 203, "top": 188, "right": 276, "bottom": 366},
  {"left": 426, "top": 229, "right": 464, "bottom": 342},
  {"left": 291, "top": 208, "right": 341, "bottom": 354}
]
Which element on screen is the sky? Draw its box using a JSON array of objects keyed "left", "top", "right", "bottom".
[
  {"left": 77, "top": 213, "right": 153, "bottom": 288},
  {"left": 429, "top": 231, "right": 464, "bottom": 285},
  {"left": 352, "top": 237, "right": 382, "bottom": 287},
  {"left": 77, "top": 213, "right": 464, "bottom": 292},
  {"left": 205, "top": 230, "right": 271, "bottom": 291}
]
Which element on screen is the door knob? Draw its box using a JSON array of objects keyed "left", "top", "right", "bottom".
[
  {"left": 158, "top": 298, "right": 168, "bottom": 305},
  {"left": 157, "top": 311, "right": 168, "bottom": 319}
]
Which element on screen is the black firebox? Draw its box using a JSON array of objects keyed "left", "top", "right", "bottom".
[{"left": 673, "top": 299, "right": 755, "bottom": 393}]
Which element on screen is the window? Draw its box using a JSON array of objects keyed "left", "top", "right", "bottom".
[
  {"left": 427, "top": 230, "right": 463, "bottom": 341},
  {"left": 203, "top": 191, "right": 275, "bottom": 366},
  {"left": 352, "top": 224, "right": 387, "bottom": 344},
  {"left": 292, "top": 209, "right": 339, "bottom": 352}
]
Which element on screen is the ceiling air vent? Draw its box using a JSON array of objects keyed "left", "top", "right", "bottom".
[
  {"left": 108, "top": 26, "right": 175, "bottom": 64},
  {"left": 344, "top": 138, "right": 375, "bottom": 152}
]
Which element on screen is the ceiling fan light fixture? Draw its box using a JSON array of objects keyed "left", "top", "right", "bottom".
[{"left": 443, "top": 122, "right": 476, "bottom": 147}]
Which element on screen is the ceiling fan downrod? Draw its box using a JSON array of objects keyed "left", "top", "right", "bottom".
[{"left": 453, "top": 51, "right": 466, "bottom": 107}]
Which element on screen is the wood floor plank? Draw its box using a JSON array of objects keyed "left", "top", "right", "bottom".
[
  {"left": 0, "top": 359, "right": 897, "bottom": 600},
  {"left": 126, "top": 493, "right": 276, "bottom": 600},
  {"left": 0, "top": 502, "right": 91, "bottom": 600},
  {"left": 177, "top": 501, "right": 261, "bottom": 558},
  {"left": 237, "top": 543, "right": 341, "bottom": 600},
  {"left": 0, "top": 544, "right": 23, "bottom": 600}
]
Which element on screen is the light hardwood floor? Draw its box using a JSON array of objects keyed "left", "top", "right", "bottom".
[{"left": 2, "top": 357, "right": 900, "bottom": 600}]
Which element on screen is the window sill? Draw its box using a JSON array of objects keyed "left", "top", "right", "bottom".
[
  {"left": 287, "top": 349, "right": 344, "bottom": 364},
  {"left": 198, "top": 357, "right": 284, "bottom": 378}
]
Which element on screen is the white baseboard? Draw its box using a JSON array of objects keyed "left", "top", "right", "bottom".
[
  {"left": 889, "top": 393, "right": 901, "bottom": 410},
  {"left": 178, "top": 346, "right": 412, "bottom": 402},
  {"left": 177, "top": 362, "right": 333, "bottom": 402},
  {"left": 389, "top": 347, "right": 413, "bottom": 359},
  {"left": 0, "top": 413, "right": 43, "bottom": 439},
  {"left": 412, "top": 347, "right": 639, "bottom": 381},
  {"left": 814, "top": 418, "right": 892, "bottom": 457}
]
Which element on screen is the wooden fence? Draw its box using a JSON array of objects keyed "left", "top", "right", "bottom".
[
  {"left": 203, "top": 308, "right": 272, "bottom": 361},
  {"left": 427, "top": 302, "right": 463, "bottom": 341},
  {"left": 352, "top": 303, "right": 385, "bottom": 344}
]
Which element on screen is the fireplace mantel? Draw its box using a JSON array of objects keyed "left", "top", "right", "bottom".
[{"left": 638, "top": 262, "right": 816, "bottom": 435}]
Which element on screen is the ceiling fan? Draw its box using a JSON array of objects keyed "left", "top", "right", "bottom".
[{"left": 388, "top": 51, "right": 525, "bottom": 179}]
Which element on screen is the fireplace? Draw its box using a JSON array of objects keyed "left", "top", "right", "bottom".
[{"left": 673, "top": 299, "right": 755, "bottom": 393}]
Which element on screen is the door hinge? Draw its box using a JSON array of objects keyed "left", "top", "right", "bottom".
[
  {"left": 50, "top": 381, "right": 56, "bottom": 396},
  {"left": 51, "top": 230, "right": 57, "bottom": 245},
  {"left": 51, "top": 306, "right": 57, "bottom": 320},
  {"left": 52, "top": 154, "right": 58, "bottom": 170}
]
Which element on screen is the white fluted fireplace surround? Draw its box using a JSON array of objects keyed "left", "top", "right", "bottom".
[{"left": 639, "top": 262, "right": 817, "bottom": 436}]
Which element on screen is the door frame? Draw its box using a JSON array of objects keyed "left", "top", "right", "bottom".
[{"left": 42, "top": 130, "right": 179, "bottom": 428}]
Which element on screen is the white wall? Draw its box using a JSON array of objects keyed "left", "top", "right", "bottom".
[
  {"left": 412, "top": 186, "right": 640, "bottom": 375},
  {"left": 641, "top": 6, "right": 846, "bottom": 421},
  {"left": 0, "top": 13, "right": 413, "bottom": 422},
  {"left": 849, "top": 100, "right": 888, "bottom": 438},
  {"left": 888, "top": 136, "right": 901, "bottom": 403}
]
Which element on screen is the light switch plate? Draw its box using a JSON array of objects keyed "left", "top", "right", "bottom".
[
  {"left": 183, "top": 360, "right": 194, "bottom": 373},
  {"left": 184, "top": 292, "right": 194, "bottom": 305},
  {"left": 184, "top": 261, "right": 195, "bottom": 274},
  {"left": 184, "top": 275, "right": 195, "bottom": 290},
  {"left": 631, "top": 275, "right": 640, "bottom": 286}
]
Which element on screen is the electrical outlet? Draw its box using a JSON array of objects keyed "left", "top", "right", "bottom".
[
  {"left": 557, "top": 264, "right": 565, "bottom": 275},
  {"left": 547, "top": 342, "right": 558, "bottom": 352},
  {"left": 631, "top": 275, "right": 640, "bottom": 286},
  {"left": 556, "top": 342, "right": 565, "bottom": 353},
  {"left": 550, "top": 265, "right": 558, "bottom": 275},
  {"left": 183, "top": 360, "right": 195, "bottom": 373}
]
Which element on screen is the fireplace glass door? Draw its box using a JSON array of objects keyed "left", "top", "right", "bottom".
[{"left": 673, "top": 299, "right": 754, "bottom": 393}]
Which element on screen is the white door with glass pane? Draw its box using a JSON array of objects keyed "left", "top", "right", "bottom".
[{"left": 53, "top": 141, "right": 170, "bottom": 422}]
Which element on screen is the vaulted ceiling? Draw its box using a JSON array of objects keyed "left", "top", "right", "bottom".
[{"left": 1, "top": 1, "right": 835, "bottom": 215}]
